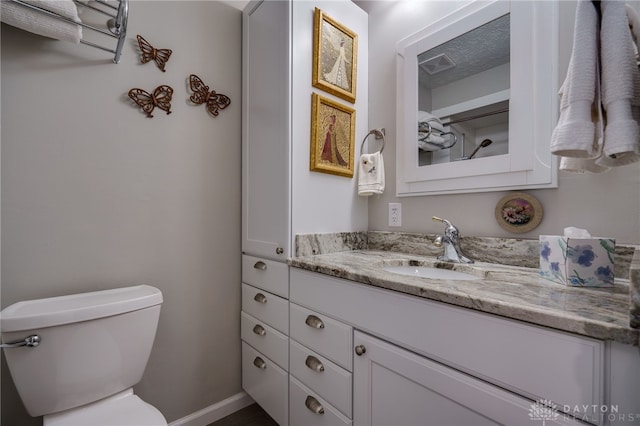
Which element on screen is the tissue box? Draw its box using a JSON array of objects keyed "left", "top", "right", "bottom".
[{"left": 539, "top": 236, "right": 615, "bottom": 287}]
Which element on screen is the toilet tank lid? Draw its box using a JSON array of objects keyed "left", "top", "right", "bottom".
[{"left": 0, "top": 285, "right": 163, "bottom": 332}]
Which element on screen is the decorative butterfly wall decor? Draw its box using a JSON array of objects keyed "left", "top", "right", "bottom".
[
  {"left": 136, "top": 35, "right": 172, "bottom": 72},
  {"left": 128, "top": 85, "right": 174, "bottom": 118},
  {"left": 188, "top": 74, "right": 231, "bottom": 117}
]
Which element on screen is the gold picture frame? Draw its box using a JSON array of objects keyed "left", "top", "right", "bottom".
[
  {"left": 312, "top": 7, "right": 358, "bottom": 104},
  {"left": 310, "top": 93, "right": 356, "bottom": 178}
]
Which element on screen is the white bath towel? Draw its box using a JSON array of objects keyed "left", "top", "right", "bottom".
[
  {"left": 418, "top": 111, "right": 444, "bottom": 133},
  {"left": 418, "top": 136, "right": 448, "bottom": 152},
  {"left": 1, "top": 0, "right": 82, "bottom": 44},
  {"left": 596, "top": 0, "right": 640, "bottom": 167},
  {"left": 418, "top": 110, "right": 448, "bottom": 151},
  {"left": 559, "top": 50, "right": 608, "bottom": 174},
  {"left": 551, "top": 0, "right": 601, "bottom": 160},
  {"left": 358, "top": 151, "right": 384, "bottom": 196}
]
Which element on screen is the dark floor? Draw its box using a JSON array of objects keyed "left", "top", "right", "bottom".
[{"left": 208, "top": 403, "right": 279, "bottom": 426}]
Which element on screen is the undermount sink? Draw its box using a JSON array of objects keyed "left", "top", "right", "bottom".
[{"left": 383, "top": 265, "right": 482, "bottom": 281}]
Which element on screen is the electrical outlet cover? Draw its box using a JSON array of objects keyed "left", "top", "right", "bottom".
[{"left": 389, "top": 203, "right": 402, "bottom": 227}]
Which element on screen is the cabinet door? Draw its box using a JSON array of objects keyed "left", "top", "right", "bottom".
[
  {"left": 353, "top": 331, "right": 582, "bottom": 426},
  {"left": 242, "top": 0, "right": 291, "bottom": 259}
]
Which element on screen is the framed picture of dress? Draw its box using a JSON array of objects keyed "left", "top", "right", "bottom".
[
  {"left": 312, "top": 7, "right": 358, "bottom": 104},
  {"left": 310, "top": 93, "right": 356, "bottom": 177}
]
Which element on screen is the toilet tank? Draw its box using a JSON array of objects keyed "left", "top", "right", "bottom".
[{"left": 0, "top": 285, "right": 163, "bottom": 417}]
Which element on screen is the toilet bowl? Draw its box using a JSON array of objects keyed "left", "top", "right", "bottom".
[{"left": 1, "top": 285, "right": 167, "bottom": 425}]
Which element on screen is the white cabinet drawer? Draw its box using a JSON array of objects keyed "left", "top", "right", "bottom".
[
  {"left": 290, "top": 303, "right": 353, "bottom": 371},
  {"left": 242, "top": 342, "right": 288, "bottom": 426},
  {"left": 242, "top": 283, "right": 289, "bottom": 334},
  {"left": 290, "top": 339, "right": 352, "bottom": 418},
  {"left": 242, "top": 255, "right": 289, "bottom": 298},
  {"left": 290, "top": 376, "right": 351, "bottom": 426},
  {"left": 241, "top": 312, "right": 288, "bottom": 370}
]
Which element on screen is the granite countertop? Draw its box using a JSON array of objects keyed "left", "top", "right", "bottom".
[{"left": 290, "top": 234, "right": 640, "bottom": 346}]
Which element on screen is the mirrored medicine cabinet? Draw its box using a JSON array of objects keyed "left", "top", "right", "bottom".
[{"left": 396, "top": 1, "right": 559, "bottom": 196}]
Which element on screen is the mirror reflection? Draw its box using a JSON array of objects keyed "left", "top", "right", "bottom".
[{"left": 417, "top": 14, "right": 510, "bottom": 166}]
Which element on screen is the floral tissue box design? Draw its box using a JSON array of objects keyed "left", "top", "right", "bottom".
[{"left": 539, "top": 236, "right": 615, "bottom": 287}]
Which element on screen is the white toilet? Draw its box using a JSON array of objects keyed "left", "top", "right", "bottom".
[{"left": 0, "top": 285, "right": 167, "bottom": 425}]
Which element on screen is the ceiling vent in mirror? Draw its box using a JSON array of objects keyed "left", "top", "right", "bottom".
[{"left": 419, "top": 53, "right": 456, "bottom": 75}]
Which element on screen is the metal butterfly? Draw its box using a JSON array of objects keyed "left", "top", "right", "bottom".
[
  {"left": 136, "top": 35, "right": 172, "bottom": 72},
  {"left": 128, "top": 85, "right": 174, "bottom": 118},
  {"left": 188, "top": 74, "right": 231, "bottom": 117}
]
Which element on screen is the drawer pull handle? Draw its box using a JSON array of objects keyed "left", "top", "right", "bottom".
[
  {"left": 253, "top": 356, "right": 267, "bottom": 369},
  {"left": 304, "top": 395, "right": 324, "bottom": 415},
  {"left": 355, "top": 345, "right": 367, "bottom": 356},
  {"left": 305, "top": 314, "right": 325, "bottom": 329},
  {"left": 253, "top": 293, "right": 267, "bottom": 304},
  {"left": 253, "top": 261, "right": 267, "bottom": 271},
  {"left": 276, "top": 247, "right": 284, "bottom": 255},
  {"left": 305, "top": 355, "right": 325, "bottom": 372},
  {"left": 252, "top": 324, "right": 266, "bottom": 336}
]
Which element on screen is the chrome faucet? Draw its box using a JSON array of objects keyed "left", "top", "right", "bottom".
[{"left": 432, "top": 216, "right": 474, "bottom": 263}]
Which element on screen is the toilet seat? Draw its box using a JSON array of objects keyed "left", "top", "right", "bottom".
[{"left": 43, "top": 389, "right": 167, "bottom": 426}]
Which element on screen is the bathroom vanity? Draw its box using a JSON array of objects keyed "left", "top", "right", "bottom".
[
  {"left": 242, "top": 231, "right": 639, "bottom": 426},
  {"left": 285, "top": 245, "right": 639, "bottom": 426}
]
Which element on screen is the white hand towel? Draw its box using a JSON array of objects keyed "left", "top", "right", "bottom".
[
  {"left": 358, "top": 151, "right": 384, "bottom": 196},
  {"left": 1, "top": 0, "right": 82, "bottom": 44},
  {"left": 596, "top": 0, "right": 640, "bottom": 167},
  {"left": 550, "top": 0, "right": 601, "bottom": 160}
]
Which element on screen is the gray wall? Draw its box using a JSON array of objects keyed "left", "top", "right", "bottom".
[
  {"left": 363, "top": 0, "right": 640, "bottom": 244},
  {"left": 1, "top": 1, "right": 242, "bottom": 424}
]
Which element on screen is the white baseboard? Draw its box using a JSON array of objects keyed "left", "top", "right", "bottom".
[{"left": 168, "top": 391, "right": 254, "bottom": 426}]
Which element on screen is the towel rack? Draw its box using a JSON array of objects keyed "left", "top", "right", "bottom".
[
  {"left": 418, "top": 106, "right": 510, "bottom": 151},
  {"left": 8, "top": 0, "right": 128, "bottom": 63},
  {"left": 361, "top": 129, "right": 385, "bottom": 153},
  {"left": 418, "top": 121, "right": 457, "bottom": 150},
  {"left": 442, "top": 107, "right": 509, "bottom": 127}
]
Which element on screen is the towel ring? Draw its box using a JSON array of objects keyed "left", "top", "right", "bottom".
[{"left": 361, "top": 129, "right": 385, "bottom": 154}]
